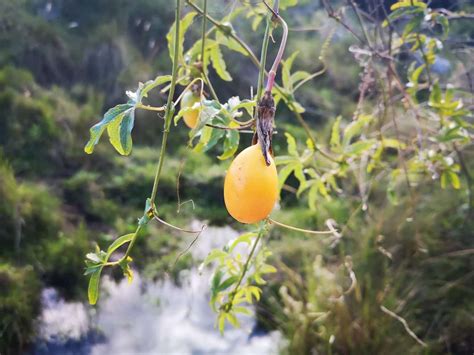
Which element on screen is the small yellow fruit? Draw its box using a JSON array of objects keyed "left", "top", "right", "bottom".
[
  {"left": 181, "top": 90, "right": 200, "bottom": 129},
  {"left": 224, "top": 144, "right": 278, "bottom": 224}
]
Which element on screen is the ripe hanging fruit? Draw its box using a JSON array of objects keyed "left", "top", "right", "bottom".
[
  {"left": 224, "top": 144, "right": 278, "bottom": 224},
  {"left": 181, "top": 89, "right": 201, "bottom": 128}
]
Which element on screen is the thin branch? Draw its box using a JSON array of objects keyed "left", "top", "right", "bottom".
[
  {"left": 380, "top": 305, "right": 428, "bottom": 347},
  {"left": 205, "top": 122, "right": 254, "bottom": 131},
  {"left": 136, "top": 103, "right": 166, "bottom": 112},
  {"left": 269, "top": 217, "right": 335, "bottom": 235},
  {"left": 172, "top": 226, "right": 205, "bottom": 269},
  {"left": 153, "top": 213, "right": 205, "bottom": 234},
  {"left": 290, "top": 106, "right": 338, "bottom": 163},
  {"left": 348, "top": 0, "right": 373, "bottom": 49},
  {"left": 322, "top": 0, "right": 365, "bottom": 45},
  {"left": 186, "top": 0, "right": 260, "bottom": 68},
  {"left": 224, "top": 228, "right": 265, "bottom": 312}
]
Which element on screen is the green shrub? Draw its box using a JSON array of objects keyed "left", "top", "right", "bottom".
[{"left": 0, "top": 264, "right": 41, "bottom": 355}]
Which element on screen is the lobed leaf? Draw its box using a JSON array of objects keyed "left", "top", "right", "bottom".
[
  {"left": 209, "top": 45, "right": 232, "bottom": 81},
  {"left": 107, "top": 108, "right": 135, "bottom": 156},
  {"left": 167, "top": 12, "right": 197, "bottom": 64},
  {"left": 84, "top": 104, "right": 134, "bottom": 155}
]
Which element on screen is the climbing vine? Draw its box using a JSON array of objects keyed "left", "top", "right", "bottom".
[{"left": 83, "top": 0, "right": 472, "bottom": 337}]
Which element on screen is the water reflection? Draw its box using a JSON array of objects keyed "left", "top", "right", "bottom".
[{"left": 33, "top": 224, "right": 281, "bottom": 355}]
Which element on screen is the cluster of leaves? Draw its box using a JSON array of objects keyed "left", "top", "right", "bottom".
[
  {"left": 85, "top": 235, "right": 134, "bottom": 304},
  {"left": 277, "top": 0, "right": 472, "bottom": 208},
  {"left": 177, "top": 96, "right": 255, "bottom": 159},
  {"left": 278, "top": 114, "right": 407, "bottom": 207},
  {"left": 200, "top": 225, "right": 276, "bottom": 333},
  {"left": 84, "top": 76, "right": 171, "bottom": 156}
]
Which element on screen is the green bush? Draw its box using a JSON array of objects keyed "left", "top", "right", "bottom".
[{"left": 0, "top": 264, "right": 41, "bottom": 355}]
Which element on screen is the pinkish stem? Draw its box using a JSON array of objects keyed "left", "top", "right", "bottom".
[{"left": 264, "top": 3, "right": 288, "bottom": 93}]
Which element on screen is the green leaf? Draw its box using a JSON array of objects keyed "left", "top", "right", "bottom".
[
  {"left": 384, "top": 6, "right": 424, "bottom": 26},
  {"left": 218, "top": 275, "right": 239, "bottom": 292},
  {"left": 107, "top": 108, "right": 135, "bottom": 156},
  {"left": 436, "top": 14, "right": 449, "bottom": 38},
  {"left": 211, "top": 270, "right": 224, "bottom": 294},
  {"left": 391, "top": 1, "right": 427, "bottom": 10},
  {"left": 134, "top": 75, "right": 172, "bottom": 102},
  {"left": 167, "top": 12, "right": 197, "bottom": 64},
  {"left": 308, "top": 183, "right": 318, "bottom": 210},
  {"left": 290, "top": 70, "right": 311, "bottom": 87},
  {"left": 342, "top": 114, "right": 373, "bottom": 146},
  {"left": 84, "top": 264, "right": 102, "bottom": 276},
  {"left": 282, "top": 51, "right": 299, "bottom": 90},
  {"left": 293, "top": 164, "right": 307, "bottom": 191},
  {"left": 203, "top": 249, "right": 228, "bottom": 266},
  {"left": 216, "top": 31, "right": 248, "bottom": 56},
  {"left": 218, "top": 312, "right": 226, "bottom": 334},
  {"left": 260, "top": 264, "right": 277, "bottom": 274},
  {"left": 402, "top": 13, "right": 423, "bottom": 38},
  {"left": 450, "top": 172, "right": 461, "bottom": 189},
  {"left": 440, "top": 171, "right": 447, "bottom": 189},
  {"left": 84, "top": 104, "right": 134, "bottom": 154},
  {"left": 289, "top": 99, "right": 305, "bottom": 113},
  {"left": 88, "top": 266, "right": 103, "bottom": 305},
  {"left": 278, "top": 162, "right": 297, "bottom": 190},
  {"left": 86, "top": 252, "right": 102, "bottom": 264},
  {"left": 381, "top": 138, "right": 406, "bottom": 150},
  {"left": 233, "top": 306, "right": 252, "bottom": 316},
  {"left": 345, "top": 140, "right": 376, "bottom": 155},
  {"left": 330, "top": 116, "right": 342, "bottom": 149},
  {"left": 218, "top": 130, "right": 239, "bottom": 160},
  {"left": 429, "top": 82, "right": 442, "bottom": 105},
  {"left": 227, "top": 97, "right": 255, "bottom": 117},
  {"left": 107, "top": 233, "right": 134, "bottom": 257},
  {"left": 225, "top": 312, "right": 240, "bottom": 328},
  {"left": 209, "top": 45, "right": 232, "bottom": 81},
  {"left": 229, "top": 232, "right": 256, "bottom": 252},
  {"left": 285, "top": 132, "right": 298, "bottom": 157},
  {"left": 247, "top": 285, "right": 261, "bottom": 301}
]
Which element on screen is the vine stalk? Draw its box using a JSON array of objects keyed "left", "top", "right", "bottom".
[
  {"left": 224, "top": 226, "right": 265, "bottom": 312},
  {"left": 116, "top": 0, "right": 183, "bottom": 265},
  {"left": 150, "top": 0, "right": 182, "bottom": 204}
]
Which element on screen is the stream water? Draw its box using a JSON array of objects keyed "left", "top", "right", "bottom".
[{"left": 32, "top": 224, "right": 282, "bottom": 354}]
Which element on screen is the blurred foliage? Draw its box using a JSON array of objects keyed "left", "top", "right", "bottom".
[{"left": 0, "top": 264, "right": 41, "bottom": 355}]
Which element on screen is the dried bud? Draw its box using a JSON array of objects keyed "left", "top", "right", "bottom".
[{"left": 257, "top": 91, "right": 275, "bottom": 166}]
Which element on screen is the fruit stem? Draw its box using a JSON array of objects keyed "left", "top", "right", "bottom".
[
  {"left": 263, "top": 0, "right": 288, "bottom": 93},
  {"left": 268, "top": 217, "right": 335, "bottom": 235},
  {"left": 256, "top": 16, "right": 272, "bottom": 109}
]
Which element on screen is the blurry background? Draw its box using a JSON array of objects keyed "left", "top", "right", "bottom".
[{"left": 0, "top": 0, "right": 473, "bottom": 354}]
